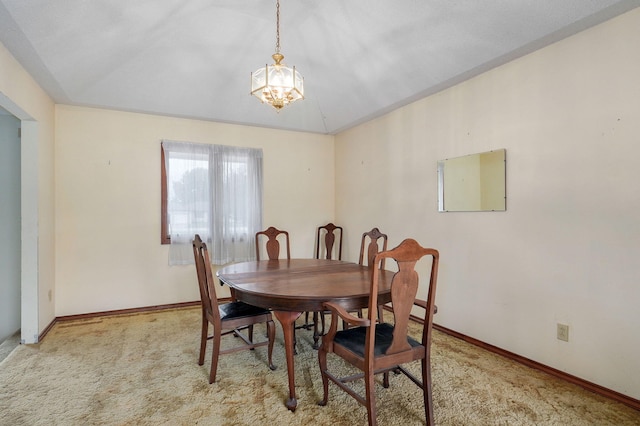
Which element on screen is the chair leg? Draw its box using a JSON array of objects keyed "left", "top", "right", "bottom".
[
  {"left": 209, "top": 329, "right": 221, "bottom": 384},
  {"left": 293, "top": 326, "right": 298, "bottom": 355},
  {"left": 312, "top": 312, "right": 321, "bottom": 349},
  {"left": 266, "top": 320, "right": 276, "bottom": 370},
  {"left": 248, "top": 324, "right": 254, "bottom": 349},
  {"left": 317, "top": 345, "right": 330, "bottom": 406},
  {"left": 364, "top": 367, "right": 378, "bottom": 426},
  {"left": 198, "top": 317, "right": 208, "bottom": 366},
  {"left": 304, "top": 311, "right": 313, "bottom": 329},
  {"left": 422, "top": 357, "right": 434, "bottom": 425}
]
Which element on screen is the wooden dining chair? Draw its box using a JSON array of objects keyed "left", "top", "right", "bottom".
[
  {"left": 306, "top": 223, "right": 344, "bottom": 348},
  {"left": 255, "top": 226, "right": 291, "bottom": 261},
  {"left": 359, "top": 227, "right": 388, "bottom": 322},
  {"left": 255, "top": 226, "right": 310, "bottom": 353},
  {"left": 315, "top": 223, "right": 343, "bottom": 260},
  {"left": 192, "top": 234, "right": 276, "bottom": 383},
  {"left": 318, "top": 238, "right": 440, "bottom": 426},
  {"left": 359, "top": 227, "right": 388, "bottom": 269}
]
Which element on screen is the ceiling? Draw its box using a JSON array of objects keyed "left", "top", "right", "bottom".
[{"left": 1, "top": 1, "right": 638, "bottom": 135}]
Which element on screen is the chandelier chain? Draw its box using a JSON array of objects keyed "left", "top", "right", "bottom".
[{"left": 275, "top": 0, "right": 281, "bottom": 53}]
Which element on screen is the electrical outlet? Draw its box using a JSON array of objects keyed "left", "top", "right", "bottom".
[{"left": 557, "top": 323, "right": 569, "bottom": 342}]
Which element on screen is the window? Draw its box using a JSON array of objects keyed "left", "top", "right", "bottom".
[{"left": 161, "top": 141, "right": 263, "bottom": 265}]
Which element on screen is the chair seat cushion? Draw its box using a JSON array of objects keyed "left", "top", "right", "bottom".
[
  {"left": 334, "top": 322, "right": 421, "bottom": 357},
  {"left": 219, "top": 301, "right": 270, "bottom": 321}
]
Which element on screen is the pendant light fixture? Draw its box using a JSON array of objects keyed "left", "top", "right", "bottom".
[{"left": 250, "top": 0, "right": 304, "bottom": 111}]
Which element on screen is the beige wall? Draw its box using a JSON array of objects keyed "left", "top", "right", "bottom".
[
  {"left": 335, "top": 9, "right": 640, "bottom": 399},
  {"left": 0, "top": 41, "right": 56, "bottom": 341},
  {"left": 54, "top": 106, "right": 334, "bottom": 316}
]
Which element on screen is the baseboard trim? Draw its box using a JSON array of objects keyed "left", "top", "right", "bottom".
[
  {"left": 433, "top": 323, "right": 640, "bottom": 412},
  {"left": 55, "top": 301, "right": 201, "bottom": 323},
  {"left": 39, "top": 301, "right": 202, "bottom": 342},
  {"left": 38, "top": 318, "right": 57, "bottom": 342}
]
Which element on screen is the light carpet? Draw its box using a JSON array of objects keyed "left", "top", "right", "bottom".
[{"left": 0, "top": 307, "right": 638, "bottom": 425}]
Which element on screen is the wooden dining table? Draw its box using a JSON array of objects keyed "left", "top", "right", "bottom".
[{"left": 216, "top": 258, "right": 393, "bottom": 411}]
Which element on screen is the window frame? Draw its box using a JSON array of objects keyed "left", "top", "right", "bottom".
[{"left": 161, "top": 145, "right": 170, "bottom": 244}]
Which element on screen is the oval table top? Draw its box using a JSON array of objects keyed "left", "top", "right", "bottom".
[{"left": 216, "top": 258, "right": 393, "bottom": 313}]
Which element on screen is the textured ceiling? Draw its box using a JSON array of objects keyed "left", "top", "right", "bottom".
[{"left": 1, "top": 0, "right": 638, "bottom": 134}]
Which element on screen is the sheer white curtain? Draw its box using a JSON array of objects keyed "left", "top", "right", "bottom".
[{"left": 162, "top": 140, "right": 263, "bottom": 265}]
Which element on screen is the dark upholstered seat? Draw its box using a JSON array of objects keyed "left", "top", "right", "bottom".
[
  {"left": 333, "top": 322, "right": 421, "bottom": 357},
  {"left": 218, "top": 301, "right": 272, "bottom": 321}
]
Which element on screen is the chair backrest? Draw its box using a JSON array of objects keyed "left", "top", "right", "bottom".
[
  {"left": 192, "top": 234, "right": 221, "bottom": 324},
  {"left": 315, "top": 223, "right": 343, "bottom": 260},
  {"left": 255, "top": 226, "right": 291, "bottom": 260},
  {"left": 359, "top": 227, "right": 388, "bottom": 269},
  {"left": 369, "top": 238, "right": 439, "bottom": 355}
]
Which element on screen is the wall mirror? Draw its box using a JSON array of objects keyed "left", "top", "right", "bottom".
[{"left": 437, "top": 149, "right": 506, "bottom": 212}]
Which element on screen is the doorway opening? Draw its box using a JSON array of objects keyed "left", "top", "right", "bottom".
[
  {"left": 0, "top": 109, "right": 21, "bottom": 345},
  {"left": 0, "top": 93, "right": 39, "bottom": 344}
]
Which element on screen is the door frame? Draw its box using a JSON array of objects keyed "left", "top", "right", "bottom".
[{"left": 0, "top": 92, "right": 39, "bottom": 344}]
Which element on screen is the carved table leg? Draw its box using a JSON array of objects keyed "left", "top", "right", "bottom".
[{"left": 273, "top": 310, "right": 302, "bottom": 411}]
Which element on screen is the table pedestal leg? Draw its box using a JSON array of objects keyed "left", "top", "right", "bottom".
[{"left": 273, "top": 310, "right": 302, "bottom": 411}]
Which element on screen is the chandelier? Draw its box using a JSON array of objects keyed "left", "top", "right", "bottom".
[{"left": 250, "top": 0, "right": 304, "bottom": 111}]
